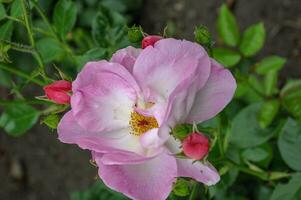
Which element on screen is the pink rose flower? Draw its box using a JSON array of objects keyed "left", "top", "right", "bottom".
[
  {"left": 183, "top": 132, "right": 209, "bottom": 160},
  {"left": 142, "top": 35, "right": 163, "bottom": 49},
  {"left": 43, "top": 80, "right": 72, "bottom": 104},
  {"left": 58, "top": 38, "right": 236, "bottom": 200}
]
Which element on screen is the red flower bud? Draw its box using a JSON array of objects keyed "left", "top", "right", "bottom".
[
  {"left": 141, "top": 35, "right": 163, "bottom": 49},
  {"left": 43, "top": 80, "right": 72, "bottom": 104},
  {"left": 183, "top": 132, "right": 209, "bottom": 160}
]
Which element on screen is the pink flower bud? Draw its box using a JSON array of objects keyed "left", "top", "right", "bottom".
[
  {"left": 141, "top": 35, "right": 163, "bottom": 49},
  {"left": 43, "top": 80, "right": 72, "bottom": 104},
  {"left": 183, "top": 132, "right": 209, "bottom": 160}
]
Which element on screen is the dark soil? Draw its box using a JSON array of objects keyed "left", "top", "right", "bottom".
[
  {"left": 0, "top": 126, "right": 97, "bottom": 200},
  {"left": 1, "top": 0, "right": 301, "bottom": 199}
]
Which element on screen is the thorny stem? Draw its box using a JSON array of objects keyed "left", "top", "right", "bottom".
[
  {"left": 0, "top": 64, "right": 44, "bottom": 86},
  {"left": 5, "top": 15, "right": 25, "bottom": 25},
  {"left": 30, "top": 0, "right": 77, "bottom": 64},
  {"left": 1, "top": 39, "right": 35, "bottom": 54},
  {"left": 0, "top": 99, "right": 50, "bottom": 106},
  {"left": 21, "top": 0, "right": 46, "bottom": 80}
]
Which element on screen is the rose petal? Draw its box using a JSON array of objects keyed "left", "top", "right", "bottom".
[
  {"left": 187, "top": 59, "right": 236, "bottom": 123},
  {"left": 111, "top": 46, "right": 141, "bottom": 73},
  {"left": 176, "top": 158, "right": 220, "bottom": 186},
  {"left": 58, "top": 111, "right": 146, "bottom": 156},
  {"left": 71, "top": 61, "right": 141, "bottom": 132},
  {"left": 94, "top": 152, "right": 177, "bottom": 200}
]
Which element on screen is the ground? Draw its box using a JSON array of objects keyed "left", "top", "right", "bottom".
[{"left": 1, "top": 0, "right": 301, "bottom": 199}]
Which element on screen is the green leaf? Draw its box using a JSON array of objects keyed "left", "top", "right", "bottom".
[
  {"left": 264, "top": 70, "right": 278, "bottom": 96},
  {"left": 70, "top": 181, "right": 129, "bottom": 200},
  {"left": 127, "top": 25, "right": 143, "bottom": 43},
  {"left": 257, "top": 186, "right": 272, "bottom": 200},
  {"left": 172, "top": 124, "right": 192, "bottom": 140},
  {"left": 0, "top": 3, "right": 6, "bottom": 20},
  {"left": 270, "top": 173, "right": 301, "bottom": 200},
  {"left": 217, "top": 4, "right": 240, "bottom": 47},
  {"left": 0, "top": 104, "right": 40, "bottom": 136},
  {"left": 281, "top": 80, "right": 301, "bottom": 122},
  {"left": 239, "top": 75, "right": 264, "bottom": 103},
  {"left": 53, "top": 0, "right": 78, "bottom": 40},
  {"left": 242, "top": 147, "right": 269, "bottom": 162},
  {"left": 0, "top": 21, "right": 13, "bottom": 40},
  {"left": 230, "top": 103, "right": 274, "bottom": 148},
  {"left": 278, "top": 118, "right": 301, "bottom": 171},
  {"left": 92, "top": 7, "right": 128, "bottom": 51},
  {"left": 255, "top": 56, "right": 286, "bottom": 75},
  {"left": 36, "top": 37, "right": 64, "bottom": 63},
  {"left": 0, "top": 68, "right": 11, "bottom": 87},
  {"left": 212, "top": 48, "right": 241, "bottom": 68},
  {"left": 76, "top": 48, "right": 107, "bottom": 71},
  {"left": 257, "top": 99, "right": 280, "bottom": 128},
  {"left": 239, "top": 23, "right": 265, "bottom": 57},
  {"left": 41, "top": 114, "right": 60, "bottom": 129},
  {"left": 269, "top": 172, "right": 291, "bottom": 181},
  {"left": 209, "top": 167, "right": 239, "bottom": 198},
  {"left": 10, "top": 0, "right": 22, "bottom": 17},
  {"left": 172, "top": 179, "right": 190, "bottom": 197}
]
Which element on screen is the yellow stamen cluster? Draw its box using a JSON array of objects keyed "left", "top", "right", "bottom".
[{"left": 129, "top": 111, "right": 158, "bottom": 136}]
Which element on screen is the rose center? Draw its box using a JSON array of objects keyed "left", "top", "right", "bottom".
[{"left": 129, "top": 111, "right": 158, "bottom": 136}]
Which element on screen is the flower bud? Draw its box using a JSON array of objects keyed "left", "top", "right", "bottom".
[
  {"left": 128, "top": 25, "right": 143, "bottom": 43},
  {"left": 182, "top": 132, "right": 209, "bottom": 160},
  {"left": 194, "top": 25, "right": 212, "bottom": 48},
  {"left": 142, "top": 35, "right": 163, "bottom": 49},
  {"left": 43, "top": 80, "right": 72, "bottom": 104}
]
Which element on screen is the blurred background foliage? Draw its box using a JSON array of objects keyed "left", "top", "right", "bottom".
[{"left": 0, "top": 0, "right": 301, "bottom": 200}]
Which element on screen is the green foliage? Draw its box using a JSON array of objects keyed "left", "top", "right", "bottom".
[
  {"left": 212, "top": 48, "right": 241, "bottom": 68},
  {"left": 217, "top": 4, "right": 240, "bottom": 46},
  {"left": 0, "top": 3, "right": 6, "bottom": 20},
  {"left": 0, "top": 21, "right": 13, "bottom": 40},
  {"left": 172, "top": 124, "right": 192, "bottom": 140},
  {"left": 92, "top": 6, "right": 129, "bottom": 53},
  {"left": 264, "top": 70, "right": 278, "bottom": 96},
  {"left": 281, "top": 80, "right": 301, "bottom": 122},
  {"left": 239, "top": 23, "right": 265, "bottom": 57},
  {"left": 53, "top": 0, "right": 78, "bottom": 40},
  {"left": 75, "top": 47, "right": 107, "bottom": 70},
  {"left": 172, "top": 179, "right": 190, "bottom": 197},
  {"left": 41, "top": 114, "right": 60, "bottom": 129},
  {"left": 36, "top": 37, "right": 64, "bottom": 63},
  {"left": 242, "top": 146, "right": 269, "bottom": 163},
  {"left": 194, "top": 25, "right": 213, "bottom": 50},
  {"left": 278, "top": 118, "right": 301, "bottom": 171},
  {"left": 127, "top": 25, "right": 143, "bottom": 43},
  {"left": 0, "top": 103, "right": 40, "bottom": 136},
  {"left": 70, "top": 181, "right": 129, "bottom": 200},
  {"left": 257, "top": 100, "right": 280, "bottom": 128},
  {"left": 10, "top": 0, "right": 22, "bottom": 17},
  {"left": 255, "top": 56, "right": 286, "bottom": 75},
  {"left": 270, "top": 173, "right": 301, "bottom": 200},
  {"left": 230, "top": 103, "right": 274, "bottom": 148}
]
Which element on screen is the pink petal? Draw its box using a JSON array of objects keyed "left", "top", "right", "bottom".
[
  {"left": 133, "top": 38, "right": 210, "bottom": 100},
  {"left": 187, "top": 59, "right": 236, "bottom": 123},
  {"left": 71, "top": 61, "right": 141, "bottom": 132},
  {"left": 176, "top": 158, "right": 220, "bottom": 186},
  {"left": 94, "top": 152, "right": 177, "bottom": 200},
  {"left": 58, "top": 111, "right": 147, "bottom": 157},
  {"left": 110, "top": 46, "right": 141, "bottom": 73},
  {"left": 132, "top": 39, "right": 211, "bottom": 138}
]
